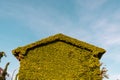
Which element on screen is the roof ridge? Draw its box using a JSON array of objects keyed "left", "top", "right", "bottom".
[{"left": 12, "top": 33, "right": 106, "bottom": 60}]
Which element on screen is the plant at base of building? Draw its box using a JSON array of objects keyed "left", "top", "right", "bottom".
[
  {"left": 100, "top": 63, "right": 109, "bottom": 79},
  {"left": 0, "top": 51, "right": 10, "bottom": 80},
  {"left": 0, "top": 52, "right": 7, "bottom": 62}
]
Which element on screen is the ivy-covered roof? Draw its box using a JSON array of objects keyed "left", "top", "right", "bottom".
[{"left": 12, "top": 33, "right": 106, "bottom": 61}]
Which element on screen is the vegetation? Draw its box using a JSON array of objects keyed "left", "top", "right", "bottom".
[
  {"left": 12, "top": 33, "right": 106, "bottom": 80},
  {"left": 19, "top": 41, "right": 102, "bottom": 79},
  {"left": 0, "top": 52, "right": 7, "bottom": 62},
  {"left": 12, "top": 33, "right": 105, "bottom": 60},
  {"left": 0, "top": 52, "right": 10, "bottom": 80},
  {"left": 100, "top": 63, "right": 109, "bottom": 79}
]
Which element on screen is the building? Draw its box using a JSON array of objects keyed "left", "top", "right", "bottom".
[{"left": 12, "top": 33, "right": 106, "bottom": 80}]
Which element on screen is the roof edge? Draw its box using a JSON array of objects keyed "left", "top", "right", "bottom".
[{"left": 12, "top": 33, "right": 106, "bottom": 60}]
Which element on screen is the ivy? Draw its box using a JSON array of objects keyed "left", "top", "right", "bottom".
[{"left": 12, "top": 33, "right": 106, "bottom": 80}]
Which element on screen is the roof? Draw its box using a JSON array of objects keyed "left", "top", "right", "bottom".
[{"left": 12, "top": 33, "right": 106, "bottom": 61}]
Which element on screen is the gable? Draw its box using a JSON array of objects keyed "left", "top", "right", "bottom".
[{"left": 12, "top": 33, "right": 106, "bottom": 60}]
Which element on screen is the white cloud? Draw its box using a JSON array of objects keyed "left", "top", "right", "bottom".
[
  {"left": 91, "top": 17, "right": 120, "bottom": 47},
  {"left": 73, "top": 0, "right": 120, "bottom": 49},
  {"left": 1, "top": 0, "right": 120, "bottom": 48},
  {"left": 76, "top": 0, "right": 107, "bottom": 10},
  {"left": 106, "top": 74, "right": 120, "bottom": 80},
  {"left": 0, "top": 1, "right": 85, "bottom": 38},
  {"left": 0, "top": 4, "right": 78, "bottom": 37}
]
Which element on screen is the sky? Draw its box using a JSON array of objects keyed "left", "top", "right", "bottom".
[{"left": 0, "top": 0, "right": 120, "bottom": 80}]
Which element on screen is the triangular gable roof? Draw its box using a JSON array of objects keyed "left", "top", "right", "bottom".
[{"left": 12, "top": 33, "right": 106, "bottom": 61}]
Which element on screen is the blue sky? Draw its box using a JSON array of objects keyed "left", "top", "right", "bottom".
[{"left": 0, "top": 0, "right": 120, "bottom": 80}]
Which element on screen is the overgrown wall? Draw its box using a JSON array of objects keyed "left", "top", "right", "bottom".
[{"left": 19, "top": 41, "right": 102, "bottom": 80}]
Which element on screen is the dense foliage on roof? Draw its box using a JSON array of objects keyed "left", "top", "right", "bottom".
[{"left": 12, "top": 33, "right": 105, "bottom": 60}]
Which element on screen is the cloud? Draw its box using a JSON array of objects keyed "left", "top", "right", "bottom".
[
  {"left": 91, "top": 17, "right": 120, "bottom": 48},
  {"left": 0, "top": 1, "right": 73, "bottom": 31},
  {"left": 106, "top": 74, "right": 120, "bottom": 80},
  {"left": 0, "top": 1, "right": 86, "bottom": 38},
  {"left": 75, "top": 0, "right": 107, "bottom": 10},
  {"left": 1, "top": 0, "right": 120, "bottom": 48}
]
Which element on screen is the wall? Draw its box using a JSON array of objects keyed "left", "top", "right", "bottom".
[{"left": 19, "top": 41, "right": 102, "bottom": 80}]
